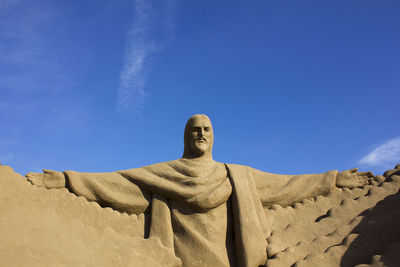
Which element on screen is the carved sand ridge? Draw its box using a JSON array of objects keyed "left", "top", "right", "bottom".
[
  {"left": 0, "top": 165, "right": 180, "bottom": 267},
  {"left": 264, "top": 169, "right": 400, "bottom": 267}
]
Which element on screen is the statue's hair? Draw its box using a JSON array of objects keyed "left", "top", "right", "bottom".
[{"left": 182, "top": 114, "right": 213, "bottom": 158}]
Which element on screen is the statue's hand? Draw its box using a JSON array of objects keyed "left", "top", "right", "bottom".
[
  {"left": 26, "top": 169, "right": 65, "bottom": 188},
  {"left": 26, "top": 171, "right": 46, "bottom": 187},
  {"left": 383, "top": 164, "right": 400, "bottom": 178},
  {"left": 336, "top": 168, "right": 374, "bottom": 188}
]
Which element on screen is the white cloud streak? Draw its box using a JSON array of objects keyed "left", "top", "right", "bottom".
[
  {"left": 358, "top": 137, "right": 400, "bottom": 168},
  {"left": 117, "top": 0, "right": 177, "bottom": 112}
]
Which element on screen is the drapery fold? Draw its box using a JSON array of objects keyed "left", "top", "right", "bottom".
[{"left": 226, "top": 164, "right": 269, "bottom": 267}]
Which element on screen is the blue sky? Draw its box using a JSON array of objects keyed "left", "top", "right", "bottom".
[{"left": 1, "top": 0, "right": 399, "bottom": 176}]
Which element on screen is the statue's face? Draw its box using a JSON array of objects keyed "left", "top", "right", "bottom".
[{"left": 188, "top": 117, "right": 213, "bottom": 157}]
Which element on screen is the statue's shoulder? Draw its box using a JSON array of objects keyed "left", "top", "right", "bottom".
[
  {"left": 224, "top": 163, "right": 273, "bottom": 176},
  {"left": 115, "top": 160, "right": 176, "bottom": 175},
  {"left": 144, "top": 159, "right": 178, "bottom": 168},
  {"left": 224, "top": 163, "right": 255, "bottom": 172},
  {"left": 124, "top": 159, "right": 178, "bottom": 169}
]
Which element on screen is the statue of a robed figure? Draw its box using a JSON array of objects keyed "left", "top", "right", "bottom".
[{"left": 27, "top": 114, "right": 374, "bottom": 267}]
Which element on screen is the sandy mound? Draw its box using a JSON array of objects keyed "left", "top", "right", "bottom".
[{"left": 0, "top": 165, "right": 180, "bottom": 267}]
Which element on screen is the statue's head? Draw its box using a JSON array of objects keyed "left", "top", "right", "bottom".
[{"left": 183, "top": 114, "right": 214, "bottom": 159}]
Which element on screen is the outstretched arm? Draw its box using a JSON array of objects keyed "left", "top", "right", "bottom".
[
  {"left": 26, "top": 169, "right": 150, "bottom": 214},
  {"left": 252, "top": 168, "right": 337, "bottom": 207},
  {"left": 252, "top": 167, "right": 374, "bottom": 207}
]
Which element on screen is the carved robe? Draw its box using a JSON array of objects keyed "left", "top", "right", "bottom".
[{"left": 62, "top": 158, "right": 337, "bottom": 267}]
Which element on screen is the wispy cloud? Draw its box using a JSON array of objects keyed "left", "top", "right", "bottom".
[
  {"left": 358, "top": 136, "right": 400, "bottom": 168},
  {"left": 117, "top": 0, "right": 177, "bottom": 112}
]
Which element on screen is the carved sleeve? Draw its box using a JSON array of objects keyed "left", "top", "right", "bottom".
[
  {"left": 63, "top": 171, "right": 151, "bottom": 214},
  {"left": 251, "top": 168, "right": 338, "bottom": 208}
]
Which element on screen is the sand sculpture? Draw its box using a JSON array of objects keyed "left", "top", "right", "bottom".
[{"left": 1, "top": 114, "right": 399, "bottom": 266}]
